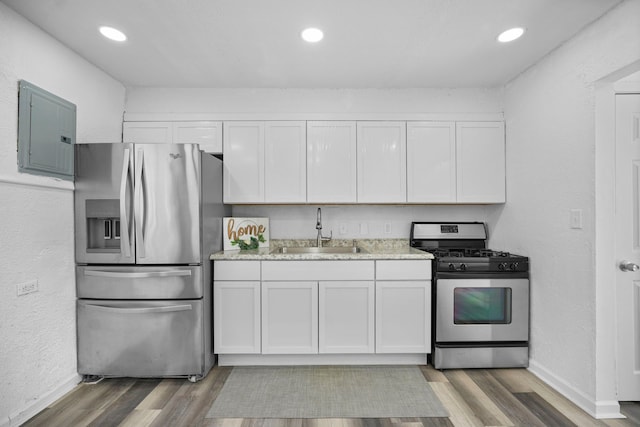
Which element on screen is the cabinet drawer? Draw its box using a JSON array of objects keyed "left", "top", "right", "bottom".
[
  {"left": 376, "top": 260, "right": 431, "bottom": 280},
  {"left": 262, "top": 261, "right": 374, "bottom": 281},
  {"left": 214, "top": 261, "right": 261, "bottom": 281}
]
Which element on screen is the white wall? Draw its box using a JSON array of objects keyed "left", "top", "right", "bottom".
[
  {"left": 0, "top": 4, "right": 125, "bottom": 426},
  {"left": 486, "top": 0, "right": 640, "bottom": 418},
  {"left": 232, "top": 205, "right": 493, "bottom": 240},
  {"left": 125, "top": 87, "right": 503, "bottom": 119}
]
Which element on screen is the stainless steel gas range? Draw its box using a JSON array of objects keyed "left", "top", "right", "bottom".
[{"left": 410, "top": 222, "right": 530, "bottom": 369}]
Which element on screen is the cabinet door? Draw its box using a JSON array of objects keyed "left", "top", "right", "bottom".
[
  {"left": 357, "top": 122, "right": 406, "bottom": 203},
  {"left": 375, "top": 281, "right": 431, "bottom": 353},
  {"left": 307, "top": 121, "right": 357, "bottom": 203},
  {"left": 264, "top": 121, "right": 307, "bottom": 202},
  {"left": 174, "top": 121, "right": 222, "bottom": 153},
  {"left": 407, "top": 122, "right": 456, "bottom": 203},
  {"left": 262, "top": 282, "right": 318, "bottom": 354},
  {"left": 456, "top": 122, "right": 505, "bottom": 203},
  {"left": 214, "top": 281, "right": 261, "bottom": 354},
  {"left": 223, "top": 121, "right": 265, "bottom": 203},
  {"left": 319, "top": 281, "right": 375, "bottom": 354},
  {"left": 122, "top": 122, "right": 173, "bottom": 143}
]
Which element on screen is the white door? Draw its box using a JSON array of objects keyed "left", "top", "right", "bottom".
[
  {"left": 375, "top": 281, "right": 431, "bottom": 353},
  {"left": 307, "top": 121, "right": 357, "bottom": 203},
  {"left": 615, "top": 93, "right": 640, "bottom": 400},
  {"left": 357, "top": 121, "right": 407, "bottom": 203},
  {"left": 122, "top": 122, "right": 173, "bottom": 143},
  {"left": 407, "top": 122, "right": 456, "bottom": 203},
  {"left": 262, "top": 281, "right": 318, "bottom": 354},
  {"left": 213, "top": 281, "right": 261, "bottom": 354},
  {"left": 223, "top": 121, "right": 265, "bottom": 203},
  {"left": 264, "top": 121, "right": 307, "bottom": 203},
  {"left": 318, "top": 281, "right": 375, "bottom": 353},
  {"left": 174, "top": 121, "right": 222, "bottom": 153},
  {"left": 456, "top": 122, "right": 506, "bottom": 203}
]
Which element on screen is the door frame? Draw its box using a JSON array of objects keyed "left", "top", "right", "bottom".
[{"left": 595, "top": 61, "right": 640, "bottom": 417}]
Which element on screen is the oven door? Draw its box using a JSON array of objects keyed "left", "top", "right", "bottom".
[{"left": 436, "top": 277, "right": 529, "bottom": 343}]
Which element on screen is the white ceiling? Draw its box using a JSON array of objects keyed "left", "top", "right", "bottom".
[{"left": 1, "top": 0, "right": 622, "bottom": 88}]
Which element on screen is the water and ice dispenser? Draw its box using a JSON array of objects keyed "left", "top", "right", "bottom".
[{"left": 85, "top": 199, "right": 121, "bottom": 252}]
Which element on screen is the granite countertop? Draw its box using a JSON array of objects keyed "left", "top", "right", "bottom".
[{"left": 210, "top": 239, "right": 434, "bottom": 261}]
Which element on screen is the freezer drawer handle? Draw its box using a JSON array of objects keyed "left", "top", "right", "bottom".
[
  {"left": 84, "top": 270, "right": 192, "bottom": 279},
  {"left": 83, "top": 303, "right": 193, "bottom": 314}
]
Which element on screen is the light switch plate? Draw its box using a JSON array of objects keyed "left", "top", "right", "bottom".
[{"left": 570, "top": 209, "right": 583, "bottom": 229}]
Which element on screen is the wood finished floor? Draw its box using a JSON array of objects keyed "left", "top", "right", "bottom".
[{"left": 23, "top": 365, "right": 640, "bottom": 427}]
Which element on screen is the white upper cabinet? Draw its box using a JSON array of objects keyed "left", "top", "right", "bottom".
[
  {"left": 223, "top": 121, "right": 306, "bottom": 203},
  {"left": 407, "top": 122, "right": 456, "bottom": 203},
  {"left": 123, "top": 122, "right": 173, "bottom": 143},
  {"left": 174, "top": 121, "right": 222, "bottom": 153},
  {"left": 223, "top": 121, "right": 265, "bottom": 203},
  {"left": 357, "top": 122, "right": 407, "bottom": 203},
  {"left": 307, "top": 121, "right": 357, "bottom": 203},
  {"left": 123, "top": 121, "right": 222, "bottom": 153},
  {"left": 456, "top": 122, "right": 506, "bottom": 203},
  {"left": 264, "top": 121, "right": 306, "bottom": 203}
]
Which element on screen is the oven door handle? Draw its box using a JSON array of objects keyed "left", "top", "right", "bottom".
[{"left": 436, "top": 272, "right": 529, "bottom": 280}]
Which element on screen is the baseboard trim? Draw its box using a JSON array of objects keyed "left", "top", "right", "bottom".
[
  {"left": 218, "top": 353, "right": 428, "bottom": 366},
  {"left": 528, "top": 360, "right": 623, "bottom": 419},
  {"left": 3, "top": 374, "right": 81, "bottom": 427}
]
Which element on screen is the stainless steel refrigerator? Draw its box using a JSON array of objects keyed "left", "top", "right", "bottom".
[{"left": 74, "top": 143, "right": 228, "bottom": 381}]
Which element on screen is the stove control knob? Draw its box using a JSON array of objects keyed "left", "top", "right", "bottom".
[
  {"left": 448, "top": 263, "right": 456, "bottom": 271},
  {"left": 510, "top": 262, "right": 519, "bottom": 271},
  {"left": 498, "top": 263, "right": 507, "bottom": 271},
  {"left": 459, "top": 263, "right": 467, "bottom": 271}
]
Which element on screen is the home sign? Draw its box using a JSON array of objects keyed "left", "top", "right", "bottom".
[{"left": 223, "top": 217, "right": 270, "bottom": 250}]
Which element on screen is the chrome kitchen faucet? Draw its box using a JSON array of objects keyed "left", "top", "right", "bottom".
[{"left": 316, "top": 208, "right": 332, "bottom": 247}]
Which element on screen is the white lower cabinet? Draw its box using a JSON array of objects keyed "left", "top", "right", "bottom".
[
  {"left": 319, "top": 281, "right": 375, "bottom": 354},
  {"left": 375, "top": 281, "right": 431, "bottom": 353},
  {"left": 213, "top": 261, "right": 261, "bottom": 354},
  {"left": 213, "top": 259, "right": 431, "bottom": 359},
  {"left": 213, "top": 281, "right": 261, "bottom": 354},
  {"left": 375, "top": 260, "right": 432, "bottom": 353},
  {"left": 262, "top": 281, "right": 318, "bottom": 354}
]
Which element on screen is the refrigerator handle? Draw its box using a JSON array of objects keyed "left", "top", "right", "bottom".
[
  {"left": 84, "top": 269, "right": 192, "bottom": 278},
  {"left": 134, "top": 148, "right": 145, "bottom": 258},
  {"left": 83, "top": 303, "right": 193, "bottom": 314},
  {"left": 119, "top": 148, "right": 132, "bottom": 258}
]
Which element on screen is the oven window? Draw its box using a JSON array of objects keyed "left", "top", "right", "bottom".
[{"left": 453, "top": 287, "right": 512, "bottom": 324}]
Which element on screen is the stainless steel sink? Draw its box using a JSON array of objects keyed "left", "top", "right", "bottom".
[{"left": 273, "top": 246, "right": 367, "bottom": 254}]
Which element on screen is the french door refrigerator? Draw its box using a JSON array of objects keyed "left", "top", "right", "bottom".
[{"left": 74, "top": 143, "right": 228, "bottom": 381}]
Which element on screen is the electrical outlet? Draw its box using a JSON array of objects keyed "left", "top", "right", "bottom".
[
  {"left": 16, "top": 279, "right": 38, "bottom": 296},
  {"left": 570, "top": 209, "right": 583, "bottom": 229},
  {"left": 360, "top": 223, "right": 368, "bottom": 235},
  {"left": 339, "top": 223, "right": 348, "bottom": 235}
]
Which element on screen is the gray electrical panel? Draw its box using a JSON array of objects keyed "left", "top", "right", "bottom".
[{"left": 18, "top": 80, "right": 76, "bottom": 181}]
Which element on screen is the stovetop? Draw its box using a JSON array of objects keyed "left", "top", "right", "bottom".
[{"left": 409, "top": 221, "right": 529, "bottom": 273}]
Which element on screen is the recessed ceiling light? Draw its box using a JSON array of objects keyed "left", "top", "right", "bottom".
[
  {"left": 301, "top": 27, "right": 324, "bottom": 43},
  {"left": 99, "top": 26, "right": 127, "bottom": 42},
  {"left": 497, "top": 27, "right": 525, "bottom": 43}
]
